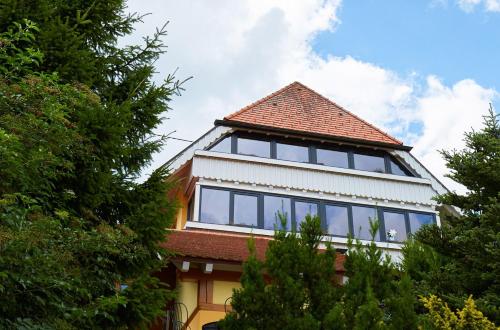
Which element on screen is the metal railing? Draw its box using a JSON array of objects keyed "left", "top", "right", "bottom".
[{"left": 162, "top": 302, "right": 190, "bottom": 330}]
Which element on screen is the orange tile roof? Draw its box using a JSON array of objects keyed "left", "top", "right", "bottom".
[
  {"left": 163, "top": 229, "right": 346, "bottom": 273},
  {"left": 224, "top": 81, "right": 403, "bottom": 146}
]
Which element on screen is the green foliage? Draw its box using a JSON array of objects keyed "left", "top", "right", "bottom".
[
  {"left": 0, "top": 19, "right": 42, "bottom": 77},
  {"left": 0, "top": 2, "right": 181, "bottom": 328},
  {"left": 420, "top": 295, "right": 498, "bottom": 330},
  {"left": 404, "top": 108, "right": 500, "bottom": 324},
  {"left": 220, "top": 213, "right": 342, "bottom": 330}
]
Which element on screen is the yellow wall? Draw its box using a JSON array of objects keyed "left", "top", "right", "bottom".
[
  {"left": 175, "top": 192, "right": 189, "bottom": 230},
  {"left": 188, "top": 310, "right": 226, "bottom": 330},
  {"left": 213, "top": 280, "right": 241, "bottom": 305},
  {"left": 177, "top": 279, "right": 198, "bottom": 323}
]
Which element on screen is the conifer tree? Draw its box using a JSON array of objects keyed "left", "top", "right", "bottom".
[
  {"left": 404, "top": 108, "right": 500, "bottom": 324},
  {"left": 0, "top": 1, "right": 181, "bottom": 326},
  {"left": 220, "top": 214, "right": 343, "bottom": 330}
]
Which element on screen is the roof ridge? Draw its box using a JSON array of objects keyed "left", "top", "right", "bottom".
[
  {"left": 225, "top": 81, "right": 301, "bottom": 120},
  {"left": 294, "top": 82, "right": 403, "bottom": 145}
]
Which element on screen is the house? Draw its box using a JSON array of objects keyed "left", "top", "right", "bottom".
[{"left": 154, "top": 82, "right": 449, "bottom": 330}]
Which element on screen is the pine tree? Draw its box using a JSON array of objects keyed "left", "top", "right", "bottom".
[
  {"left": 404, "top": 108, "right": 500, "bottom": 324},
  {"left": 0, "top": 4, "right": 180, "bottom": 327},
  {"left": 220, "top": 214, "right": 343, "bottom": 330}
]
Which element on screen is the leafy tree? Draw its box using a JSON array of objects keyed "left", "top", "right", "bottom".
[
  {"left": 0, "top": 12, "right": 179, "bottom": 330},
  {"left": 420, "top": 295, "right": 497, "bottom": 330},
  {"left": 404, "top": 108, "right": 500, "bottom": 324},
  {"left": 220, "top": 214, "right": 343, "bottom": 330}
]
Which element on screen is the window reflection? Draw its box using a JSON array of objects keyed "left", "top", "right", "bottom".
[
  {"left": 200, "top": 188, "right": 229, "bottom": 224},
  {"left": 276, "top": 143, "right": 309, "bottom": 163},
  {"left": 264, "top": 196, "right": 291, "bottom": 230},
  {"left": 352, "top": 206, "right": 379, "bottom": 241},
  {"left": 294, "top": 201, "right": 318, "bottom": 230},
  {"left": 354, "top": 153, "right": 386, "bottom": 173},
  {"left": 325, "top": 205, "right": 349, "bottom": 237},
  {"left": 237, "top": 138, "right": 270, "bottom": 158},
  {"left": 383, "top": 211, "right": 407, "bottom": 242},
  {"left": 233, "top": 194, "right": 258, "bottom": 227},
  {"left": 390, "top": 158, "right": 410, "bottom": 176},
  {"left": 210, "top": 136, "right": 231, "bottom": 153},
  {"left": 409, "top": 212, "right": 434, "bottom": 234},
  {"left": 317, "top": 149, "right": 349, "bottom": 168}
]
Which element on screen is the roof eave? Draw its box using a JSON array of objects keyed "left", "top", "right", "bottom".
[{"left": 215, "top": 119, "right": 413, "bottom": 151}]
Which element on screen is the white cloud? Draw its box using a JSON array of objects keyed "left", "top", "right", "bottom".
[
  {"left": 123, "top": 0, "right": 498, "bottom": 194},
  {"left": 457, "top": 0, "right": 500, "bottom": 12}
]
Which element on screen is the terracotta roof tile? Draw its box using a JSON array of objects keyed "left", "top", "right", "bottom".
[
  {"left": 224, "top": 82, "right": 402, "bottom": 146},
  {"left": 163, "top": 229, "right": 345, "bottom": 272}
]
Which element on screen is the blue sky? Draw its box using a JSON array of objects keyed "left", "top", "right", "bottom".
[
  {"left": 127, "top": 0, "right": 498, "bottom": 191},
  {"left": 313, "top": 0, "right": 500, "bottom": 93}
]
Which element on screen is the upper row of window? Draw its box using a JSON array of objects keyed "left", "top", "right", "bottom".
[
  {"left": 196, "top": 186, "right": 435, "bottom": 243},
  {"left": 208, "top": 134, "right": 414, "bottom": 176}
]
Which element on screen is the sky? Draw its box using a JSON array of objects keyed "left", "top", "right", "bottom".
[{"left": 123, "top": 0, "right": 499, "bottom": 192}]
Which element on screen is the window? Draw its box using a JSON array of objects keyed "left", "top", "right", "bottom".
[
  {"left": 233, "top": 194, "right": 258, "bottom": 227},
  {"left": 197, "top": 186, "right": 433, "bottom": 243},
  {"left": 264, "top": 195, "right": 291, "bottom": 230},
  {"left": 390, "top": 158, "right": 411, "bottom": 176},
  {"left": 354, "top": 153, "right": 386, "bottom": 173},
  {"left": 325, "top": 205, "right": 349, "bottom": 237},
  {"left": 317, "top": 148, "right": 349, "bottom": 168},
  {"left": 237, "top": 138, "right": 270, "bottom": 158},
  {"left": 352, "top": 206, "right": 379, "bottom": 241},
  {"left": 210, "top": 136, "right": 231, "bottom": 153},
  {"left": 200, "top": 188, "right": 229, "bottom": 224},
  {"left": 409, "top": 212, "right": 434, "bottom": 234},
  {"left": 383, "top": 211, "right": 407, "bottom": 242},
  {"left": 276, "top": 143, "right": 309, "bottom": 163},
  {"left": 294, "top": 201, "right": 318, "bottom": 230}
]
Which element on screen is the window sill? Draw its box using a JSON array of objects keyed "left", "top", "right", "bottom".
[{"left": 185, "top": 221, "right": 405, "bottom": 251}]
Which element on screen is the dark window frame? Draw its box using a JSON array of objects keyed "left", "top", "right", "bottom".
[
  {"left": 197, "top": 185, "right": 435, "bottom": 243},
  {"left": 207, "top": 133, "right": 417, "bottom": 177}
]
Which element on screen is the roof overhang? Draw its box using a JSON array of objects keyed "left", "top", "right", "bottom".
[{"left": 215, "top": 119, "right": 413, "bottom": 151}]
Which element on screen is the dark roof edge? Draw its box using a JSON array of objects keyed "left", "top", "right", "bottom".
[{"left": 215, "top": 119, "right": 413, "bottom": 151}]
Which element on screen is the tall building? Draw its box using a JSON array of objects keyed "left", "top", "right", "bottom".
[{"left": 155, "top": 82, "right": 450, "bottom": 330}]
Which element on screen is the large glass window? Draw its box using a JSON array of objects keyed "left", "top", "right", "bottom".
[
  {"left": 264, "top": 195, "right": 292, "bottom": 230},
  {"left": 390, "top": 158, "right": 410, "bottom": 176},
  {"left": 294, "top": 201, "right": 318, "bottom": 230},
  {"left": 409, "top": 212, "right": 434, "bottom": 234},
  {"left": 237, "top": 138, "right": 270, "bottom": 158},
  {"left": 210, "top": 136, "right": 231, "bottom": 153},
  {"left": 383, "top": 211, "right": 407, "bottom": 242},
  {"left": 354, "top": 153, "right": 386, "bottom": 173},
  {"left": 200, "top": 188, "right": 229, "bottom": 224},
  {"left": 325, "top": 205, "right": 349, "bottom": 237},
  {"left": 317, "top": 148, "right": 349, "bottom": 168},
  {"left": 276, "top": 143, "right": 309, "bottom": 163},
  {"left": 352, "top": 206, "right": 379, "bottom": 241},
  {"left": 233, "top": 194, "right": 258, "bottom": 227}
]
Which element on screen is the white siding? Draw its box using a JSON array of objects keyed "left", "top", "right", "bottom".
[
  {"left": 167, "top": 126, "right": 232, "bottom": 173},
  {"left": 192, "top": 151, "right": 438, "bottom": 206},
  {"left": 391, "top": 150, "right": 448, "bottom": 195}
]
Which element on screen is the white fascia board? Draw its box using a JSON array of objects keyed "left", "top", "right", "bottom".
[
  {"left": 165, "top": 126, "right": 232, "bottom": 173},
  {"left": 391, "top": 150, "right": 449, "bottom": 195}
]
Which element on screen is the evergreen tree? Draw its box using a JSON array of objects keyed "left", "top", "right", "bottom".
[
  {"left": 0, "top": 6, "right": 180, "bottom": 328},
  {"left": 404, "top": 108, "right": 500, "bottom": 324},
  {"left": 220, "top": 214, "right": 343, "bottom": 330},
  {"left": 343, "top": 221, "right": 418, "bottom": 330}
]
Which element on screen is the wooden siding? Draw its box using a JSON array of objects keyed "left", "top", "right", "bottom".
[{"left": 191, "top": 151, "right": 438, "bottom": 206}]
